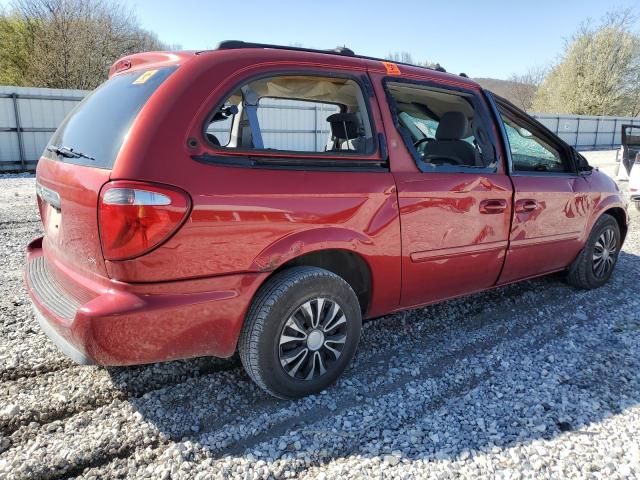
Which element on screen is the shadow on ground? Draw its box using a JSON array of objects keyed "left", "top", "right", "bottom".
[{"left": 107, "top": 248, "right": 640, "bottom": 469}]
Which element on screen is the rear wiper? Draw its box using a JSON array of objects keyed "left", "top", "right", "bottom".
[{"left": 47, "top": 145, "right": 95, "bottom": 161}]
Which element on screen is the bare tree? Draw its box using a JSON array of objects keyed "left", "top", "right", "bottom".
[
  {"left": 387, "top": 51, "right": 415, "bottom": 65},
  {"left": 6, "top": 0, "right": 167, "bottom": 89},
  {"left": 507, "top": 65, "right": 548, "bottom": 112},
  {"left": 386, "top": 51, "right": 437, "bottom": 69}
]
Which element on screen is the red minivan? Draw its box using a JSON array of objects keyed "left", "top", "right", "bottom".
[{"left": 25, "top": 42, "right": 629, "bottom": 398}]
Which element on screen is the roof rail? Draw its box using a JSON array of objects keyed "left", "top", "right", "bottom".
[
  {"left": 217, "top": 40, "right": 356, "bottom": 57},
  {"left": 213, "top": 40, "right": 442, "bottom": 73}
]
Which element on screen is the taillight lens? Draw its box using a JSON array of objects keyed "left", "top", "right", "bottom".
[{"left": 99, "top": 181, "right": 191, "bottom": 260}]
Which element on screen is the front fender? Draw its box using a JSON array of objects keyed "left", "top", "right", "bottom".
[{"left": 584, "top": 193, "right": 629, "bottom": 242}]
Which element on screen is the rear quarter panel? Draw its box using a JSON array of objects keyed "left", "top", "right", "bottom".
[{"left": 108, "top": 51, "right": 402, "bottom": 317}]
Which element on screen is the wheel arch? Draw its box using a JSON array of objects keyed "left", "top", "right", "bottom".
[
  {"left": 601, "top": 207, "right": 628, "bottom": 244},
  {"left": 271, "top": 249, "right": 373, "bottom": 316},
  {"left": 249, "top": 227, "right": 383, "bottom": 316}
]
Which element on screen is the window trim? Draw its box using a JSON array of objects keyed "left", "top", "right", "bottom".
[
  {"left": 489, "top": 93, "right": 578, "bottom": 176},
  {"left": 198, "top": 70, "right": 382, "bottom": 162},
  {"left": 191, "top": 153, "right": 388, "bottom": 172},
  {"left": 382, "top": 77, "right": 500, "bottom": 175}
]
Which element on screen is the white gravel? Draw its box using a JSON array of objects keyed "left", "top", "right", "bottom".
[{"left": 0, "top": 151, "right": 639, "bottom": 479}]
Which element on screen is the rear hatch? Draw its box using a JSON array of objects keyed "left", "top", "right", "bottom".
[{"left": 36, "top": 66, "right": 176, "bottom": 278}]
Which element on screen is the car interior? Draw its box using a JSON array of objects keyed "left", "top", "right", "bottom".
[
  {"left": 386, "top": 82, "right": 495, "bottom": 168},
  {"left": 205, "top": 75, "right": 374, "bottom": 153}
]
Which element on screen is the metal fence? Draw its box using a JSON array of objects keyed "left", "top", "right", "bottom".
[
  {"left": 1, "top": 84, "right": 639, "bottom": 172},
  {"left": 207, "top": 98, "right": 340, "bottom": 151},
  {"left": 0, "top": 86, "right": 88, "bottom": 172},
  {"left": 533, "top": 114, "right": 640, "bottom": 151}
]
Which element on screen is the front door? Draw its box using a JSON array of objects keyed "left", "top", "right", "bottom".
[
  {"left": 376, "top": 75, "right": 512, "bottom": 308},
  {"left": 494, "top": 99, "right": 590, "bottom": 283}
]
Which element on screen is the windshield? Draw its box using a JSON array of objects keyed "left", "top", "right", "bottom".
[{"left": 45, "top": 66, "right": 176, "bottom": 169}]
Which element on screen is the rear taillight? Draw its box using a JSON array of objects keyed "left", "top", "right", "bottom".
[{"left": 98, "top": 181, "right": 191, "bottom": 260}]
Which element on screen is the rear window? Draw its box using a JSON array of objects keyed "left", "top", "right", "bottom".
[{"left": 46, "top": 66, "right": 176, "bottom": 169}]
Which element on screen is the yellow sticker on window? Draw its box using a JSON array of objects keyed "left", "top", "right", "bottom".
[{"left": 133, "top": 69, "right": 158, "bottom": 85}]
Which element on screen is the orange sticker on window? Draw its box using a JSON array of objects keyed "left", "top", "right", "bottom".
[{"left": 382, "top": 62, "right": 401, "bottom": 75}]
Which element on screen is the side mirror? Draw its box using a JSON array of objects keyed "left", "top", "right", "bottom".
[{"left": 573, "top": 149, "right": 593, "bottom": 173}]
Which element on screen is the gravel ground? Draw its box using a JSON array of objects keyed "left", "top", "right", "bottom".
[{"left": 1, "top": 151, "right": 639, "bottom": 479}]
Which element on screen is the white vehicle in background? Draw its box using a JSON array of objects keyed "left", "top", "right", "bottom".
[
  {"left": 616, "top": 125, "right": 639, "bottom": 180},
  {"left": 616, "top": 145, "right": 629, "bottom": 181},
  {"left": 630, "top": 152, "right": 640, "bottom": 211}
]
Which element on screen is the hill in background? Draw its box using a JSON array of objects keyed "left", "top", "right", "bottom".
[{"left": 474, "top": 77, "right": 537, "bottom": 111}]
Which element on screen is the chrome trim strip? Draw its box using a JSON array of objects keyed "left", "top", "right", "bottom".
[{"left": 410, "top": 240, "right": 508, "bottom": 263}]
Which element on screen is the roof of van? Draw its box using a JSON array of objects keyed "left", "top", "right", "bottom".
[{"left": 108, "top": 41, "right": 480, "bottom": 89}]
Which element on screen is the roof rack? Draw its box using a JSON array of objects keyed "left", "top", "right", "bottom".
[{"left": 214, "top": 40, "right": 446, "bottom": 73}]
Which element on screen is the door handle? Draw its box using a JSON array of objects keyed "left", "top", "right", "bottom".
[
  {"left": 515, "top": 199, "right": 539, "bottom": 213},
  {"left": 479, "top": 199, "right": 507, "bottom": 214}
]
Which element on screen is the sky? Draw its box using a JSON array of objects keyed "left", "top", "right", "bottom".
[{"left": 2, "top": 0, "right": 639, "bottom": 79}]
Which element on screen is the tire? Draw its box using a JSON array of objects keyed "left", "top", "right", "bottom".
[
  {"left": 566, "top": 214, "right": 621, "bottom": 289},
  {"left": 238, "top": 266, "right": 362, "bottom": 399}
]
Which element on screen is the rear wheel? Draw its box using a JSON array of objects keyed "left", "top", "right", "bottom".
[
  {"left": 566, "top": 214, "right": 620, "bottom": 289},
  {"left": 239, "top": 266, "right": 361, "bottom": 399}
]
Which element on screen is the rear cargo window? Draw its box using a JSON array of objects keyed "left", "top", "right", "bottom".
[{"left": 45, "top": 66, "right": 176, "bottom": 169}]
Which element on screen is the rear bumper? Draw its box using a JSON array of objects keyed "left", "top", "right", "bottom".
[
  {"left": 32, "top": 303, "right": 94, "bottom": 364},
  {"left": 24, "top": 237, "right": 268, "bottom": 366}
]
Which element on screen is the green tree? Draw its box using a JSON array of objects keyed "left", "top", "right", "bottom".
[
  {"left": 533, "top": 9, "right": 640, "bottom": 116},
  {"left": 0, "top": 12, "right": 30, "bottom": 85},
  {"left": 0, "top": 0, "right": 167, "bottom": 89}
]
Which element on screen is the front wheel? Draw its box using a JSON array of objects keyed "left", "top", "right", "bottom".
[
  {"left": 238, "top": 266, "right": 362, "bottom": 399},
  {"left": 566, "top": 214, "right": 621, "bottom": 289}
]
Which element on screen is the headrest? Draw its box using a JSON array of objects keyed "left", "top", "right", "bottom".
[
  {"left": 327, "top": 112, "right": 361, "bottom": 140},
  {"left": 436, "top": 111, "right": 468, "bottom": 140}
]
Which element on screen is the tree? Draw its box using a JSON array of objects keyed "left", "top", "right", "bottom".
[
  {"left": 0, "top": 0, "right": 167, "bottom": 89},
  {"left": 0, "top": 11, "right": 30, "bottom": 85},
  {"left": 506, "top": 66, "right": 547, "bottom": 112},
  {"left": 386, "top": 51, "right": 436, "bottom": 69},
  {"left": 533, "top": 9, "right": 640, "bottom": 116},
  {"left": 387, "top": 51, "right": 415, "bottom": 65}
]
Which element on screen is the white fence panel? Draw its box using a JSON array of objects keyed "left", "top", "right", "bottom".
[
  {"left": 533, "top": 114, "right": 640, "bottom": 151},
  {"left": 0, "top": 85, "right": 88, "bottom": 171}
]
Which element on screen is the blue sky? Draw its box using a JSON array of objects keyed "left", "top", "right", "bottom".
[{"left": 2, "top": 0, "right": 638, "bottom": 79}]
